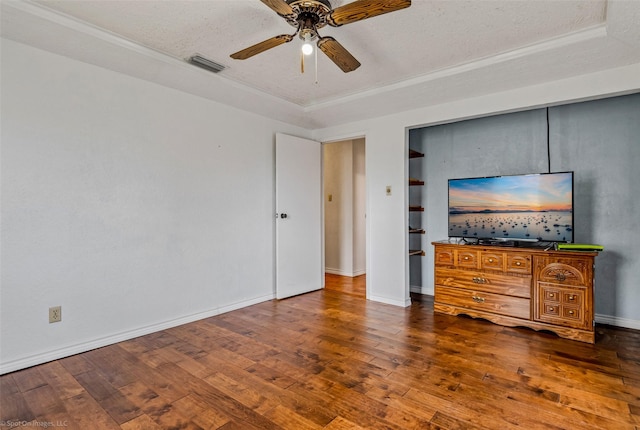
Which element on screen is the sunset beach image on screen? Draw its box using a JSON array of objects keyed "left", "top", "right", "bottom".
[{"left": 448, "top": 172, "right": 574, "bottom": 242}]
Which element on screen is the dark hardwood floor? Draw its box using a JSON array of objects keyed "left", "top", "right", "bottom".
[
  {"left": 324, "top": 273, "right": 365, "bottom": 298},
  {"left": 1, "top": 286, "right": 639, "bottom": 429}
]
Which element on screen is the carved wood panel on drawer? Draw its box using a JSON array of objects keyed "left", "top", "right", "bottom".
[
  {"left": 480, "top": 252, "right": 504, "bottom": 271},
  {"left": 535, "top": 257, "right": 592, "bottom": 286},
  {"left": 535, "top": 282, "right": 589, "bottom": 330},
  {"left": 435, "top": 248, "right": 455, "bottom": 266},
  {"left": 506, "top": 254, "right": 532, "bottom": 274},
  {"left": 457, "top": 250, "right": 479, "bottom": 268},
  {"left": 435, "top": 267, "right": 531, "bottom": 298},
  {"left": 435, "top": 285, "right": 530, "bottom": 319}
]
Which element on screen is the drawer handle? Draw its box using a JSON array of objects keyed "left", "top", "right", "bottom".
[
  {"left": 464, "top": 256, "right": 470, "bottom": 260},
  {"left": 568, "top": 295, "right": 575, "bottom": 301},
  {"left": 472, "top": 296, "right": 485, "bottom": 303},
  {"left": 568, "top": 310, "right": 575, "bottom": 315},
  {"left": 488, "top": 258, "right": 494, "bottom": 263},
  {"left": 555, "top": 273, "right": 566, "bottom": 282},
  {"left": 549, "top": 293, "right": 555, "bottom": 298},
  {"left": 472, "top": 277, "right": 487, "bottom": 284},
  {"left": 549, "top": 307, "right": 555, "bottom": 312},
  {"left": 515, "top": 261, "right": 522, "bottom": 266}
]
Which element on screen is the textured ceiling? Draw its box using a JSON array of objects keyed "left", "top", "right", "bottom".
[{"left": 2, "top": 0, "right": 640, "bottom": 129}]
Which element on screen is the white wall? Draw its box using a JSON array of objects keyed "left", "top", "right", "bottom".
[{"left": 0, "top": 39, "right": 309, "bottom": 373}]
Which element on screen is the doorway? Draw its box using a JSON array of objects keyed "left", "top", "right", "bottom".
[{"left": 323, "top": 138, "right": 366, "bottom": 298}]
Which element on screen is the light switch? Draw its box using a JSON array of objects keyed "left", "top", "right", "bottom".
[{"left": 386, "top": 186, "right": 392, "bottom": 196}]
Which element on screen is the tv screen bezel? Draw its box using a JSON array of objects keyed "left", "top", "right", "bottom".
[{"left": 447, "top": 171, "right": 574, "bottom": 244}]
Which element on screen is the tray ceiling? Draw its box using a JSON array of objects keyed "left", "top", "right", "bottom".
[{"left": 2, "top": 0, "right": 640, "bottom": 129}]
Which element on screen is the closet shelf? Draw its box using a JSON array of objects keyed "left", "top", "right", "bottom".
[
  {"left": 409, "top": 178, "right": 425, "bottom": 186},
  {"left": 409, "top": 228, "right": 426, "bottom": 234},
  {"left": 409, "top": 206, "right": 424, "bottom": 212},
  {"left": 409, "top": 250, "right": 425, "bottom": 256},
  {"left": 409, "top": 149, "right": 424, "bottom": 159}
]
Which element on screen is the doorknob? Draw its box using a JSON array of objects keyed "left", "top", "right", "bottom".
[{"left": 280, "top": 213, "right": 288, "bottom": 219}]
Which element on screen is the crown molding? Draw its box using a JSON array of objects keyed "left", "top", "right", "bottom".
[{"left": 305, "top": 25, "right": 609, "bottom": 113}]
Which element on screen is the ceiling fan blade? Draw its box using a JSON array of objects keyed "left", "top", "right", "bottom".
[
  {"left": 327, "top": 0, "right": 411, "bottom": 26},
  {"left": 317, "top": 37, "right": 361, "bottom": 73},
  {"left": 230, "top": 34, "right": 294, "bottom": 60},
  {"left": 259, "top": 0, "right": 294, "bottom": 16}
]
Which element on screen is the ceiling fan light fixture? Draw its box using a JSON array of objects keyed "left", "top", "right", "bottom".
[
  {"left": 301, "top": 33, "right": 314, "bottom": 55},
  {"left": 231, "top": 0, "right": 411, "bottom": 73}
]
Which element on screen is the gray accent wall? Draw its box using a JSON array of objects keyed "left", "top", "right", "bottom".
[
  {"left": 550, "top": 95, "right": 640, "bottom": 324},
  {"left": 410, "top": 93, "right": 640, "bottom": 327}
]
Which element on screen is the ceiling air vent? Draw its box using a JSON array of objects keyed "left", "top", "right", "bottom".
[{"left": 188, "top": 54, "right": 226, "bottom": 73}]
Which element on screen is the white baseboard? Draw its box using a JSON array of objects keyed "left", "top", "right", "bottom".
[
  {"left": 0, "top": 293, "right": 275, "bottom": 375},
  {"left": 595, "top": 313, "right": 640, "bottom": 331},
  {"left": 325, "top": 268, "right": 366, "bottom": 277},
  {"left": 369, "top": 294, "right": 411, "bottom": 308}
]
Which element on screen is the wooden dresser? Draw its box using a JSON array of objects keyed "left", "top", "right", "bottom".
[{"left": 433, "top": 241, "right": 598, "bottom": 343}]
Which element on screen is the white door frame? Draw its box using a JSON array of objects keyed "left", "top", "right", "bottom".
[{"left": 320, "top": 135, "right": 367, "bottom": 294}]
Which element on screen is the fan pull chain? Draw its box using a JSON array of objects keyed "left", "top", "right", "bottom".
[{"left": 315, "top": 44, "right": 318, "bottom": 84}]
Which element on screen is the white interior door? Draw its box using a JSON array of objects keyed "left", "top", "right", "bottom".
[{"left": 276, "top": 133, "right": 323, "bottom": 299}]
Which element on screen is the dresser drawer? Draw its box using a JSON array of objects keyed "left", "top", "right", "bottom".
[
  {"left": 534, "top": 256, "right": 593, "bottom": 286},
  {"left": 535, "top": 282, "right": 589, "bottom": 329},
  {"left": 480, "top": 251, "right": 504, "bottom": 271},
  {"left": 435, "top": 267, "right": 531, "bottom": 298},
  {"left": 540, "top": 286, "right": 583, "bottom": 307},
  {"left": 506, "top": 254, "right": 532, "bottom": 274},
  {"left": 457, "top": 250, "right": 479, "bottom": 268},
  {"left": 435, "top": 285, "right": 530, "bottom": 319},
  {"left": 435, "top": 247, "right": 455, "bottom": 266}
]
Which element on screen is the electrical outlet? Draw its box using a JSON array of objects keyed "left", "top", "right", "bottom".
[{"left": 49, "top": 306, "right": 62, "bottom": 323}]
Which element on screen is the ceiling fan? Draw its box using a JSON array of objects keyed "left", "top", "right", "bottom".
[{"left": 230, "top": 0, "right": 411, "bottom": 73}]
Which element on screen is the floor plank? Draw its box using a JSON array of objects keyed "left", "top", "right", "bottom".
[
  {"left": 324, "top": 273, "right": 365, "bottom": 298},
  {"left": 1, "top": 285, "right": 639, "bottom": 429}
]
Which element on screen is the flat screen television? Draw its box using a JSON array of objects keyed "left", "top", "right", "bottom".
[{"left": 448, "top": 172, "right": 574, "bottom": 243}]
